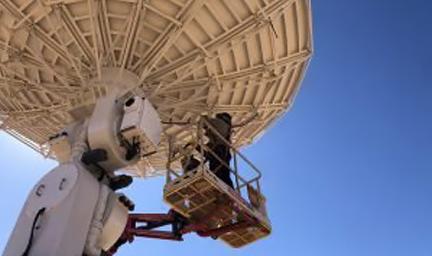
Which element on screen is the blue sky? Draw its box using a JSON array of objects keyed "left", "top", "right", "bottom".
[{"left": 1, "top": 0, "right": 431, "bottom": 255}]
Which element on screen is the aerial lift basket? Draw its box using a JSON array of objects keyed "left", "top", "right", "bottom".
[{"left": 163, "top": 119, "right": 272, "bottom": 249}]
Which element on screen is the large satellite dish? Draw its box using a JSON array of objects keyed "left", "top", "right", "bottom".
[{"left": 0, "top": 0, "right": 312, "bottom": 177}]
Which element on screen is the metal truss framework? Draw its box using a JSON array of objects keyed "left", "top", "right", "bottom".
[{"left": 0, "top": 0, "right": 313, "bottom": 177}]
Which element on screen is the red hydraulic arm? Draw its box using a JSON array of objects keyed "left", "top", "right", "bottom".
[{"left": 107, "top": 206, "right": 259, "bottom": 255}]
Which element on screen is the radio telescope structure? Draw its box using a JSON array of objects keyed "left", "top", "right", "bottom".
[
  {"left": 0, "top": 0, "right": 312, "bottom": 177},
  {"left": 1, "top": 1, "right": 312, "bottom": 255}
]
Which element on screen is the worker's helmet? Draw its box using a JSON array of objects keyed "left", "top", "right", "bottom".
[{"left": 216, "top": 112, "right": 232, "bottom": 124}]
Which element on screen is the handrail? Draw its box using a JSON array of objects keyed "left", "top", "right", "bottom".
[
  {"left": 199, "top": 117, "right": 262, "bottom": 181},
  {"left": 165, "top": 116, "right": 264, "bottom": 198}
]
